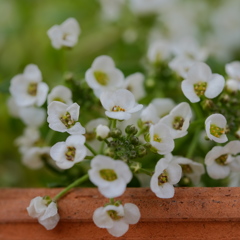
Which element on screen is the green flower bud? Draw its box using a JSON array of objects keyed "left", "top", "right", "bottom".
[
  {"left": 110, "top": 128, "right": 122, "bottom": 138},
  {"left": 129, "top": 136, "right": 139, "bottom": 145},
  {"left": 137, "top": 145, "right": 147, "bottom": 157},
  {"left": 125, "top": 125, "right": 138, "bottom": 135}
]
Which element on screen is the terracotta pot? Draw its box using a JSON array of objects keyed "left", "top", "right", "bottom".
[{"left": 1, "top": 187, "right": 240, "bottom": 239}]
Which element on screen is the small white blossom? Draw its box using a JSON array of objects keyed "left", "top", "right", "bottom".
[
  {"left": 96, "top": 124, "right": 110, "bottom": 140},
  {"left": 225, "top": 79, "right": 239, "bottom": 92},
  {"left": 140, "top": 104, "right": 160, "bottom": 126},
  {"left": 123, "top": 73, "right": 146, "bottom": 101},
  {"left": 9, "top": 64, "right": 49, "bottom": 107},
  {"left": 47, "top": 18, "right": 80, "bottom": 49},
  {"left": 159, "top": 102, "right": 192, "bottom": 139},
  {"left": 173, "top": 156, "right": 205, "bottom": 185},
  {"left": 100, "top": 89, "right": 143, "bottom": 120},
  {"left": 47, "top": 85, "right": 73, "bottom": 105},
  {"left": 147, "top": 40, "right": 171, "bottom": 64},
  {"left": 149, "top": 121, "right": 175, "bottom": 155},
  {"left": 93, "top": 202, "right": 140, "bottom": 237},
  {"left": 85, "top": 55, "right": 124, "bottom": 97},
  {"left": 88, "top": 155, "right": 132, "bottom": 198},
  {"left": 205, "top": 113, "right": 228, "bottom": 143},
  {"left": 27, "top": 196, "right": 60, "bottom": 230},
  {"left": 205, "top": 140, "right": 240, "bottom": 179},
  {"left": 19, "top": 106, "right": 46, "bottom": 127},
  {"left": 225, "top": 61, "right": 240, "bottom": 81},
  {"left": 50, "top": 135, "right": 87, "bottom": 169},
  {"left": 15, "top": 127, "right": 41, "bottom": 154},
  {"left": 181, "top": 62, "right": 225, "bottom": 103},
  {"left": 22, "top": 147, "right": 50, "bottom": 169},
  {"left": 47, "top": 101, "right": 85, "bottom": 135},
  {"left": 150, "top": 157, "right": 182, "bottom": 198}
]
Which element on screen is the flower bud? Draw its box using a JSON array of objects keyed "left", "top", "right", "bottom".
[
  {"left": 130, "top": 161, "right": 142, "bottom": 173},
  {"left": 137, "top": 145, "right": 147, "bottom": 157},
  {"left": 96, "top": 124, "right": 110, "bottom": 140},
  {"left": 129, "top": 136, "right": 139, "bottom": 145},
  {"left": 125, "top": 125, "right": 138, "bottom": 135},
  {"left": 110, "top": 128, "right": 122, "bottom": 138}
]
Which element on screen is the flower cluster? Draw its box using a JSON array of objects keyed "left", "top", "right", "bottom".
[{"left": 5, "top": 1, "right": 240, "bottom": 237}]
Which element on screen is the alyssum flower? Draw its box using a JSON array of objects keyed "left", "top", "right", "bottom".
[
  {"left": 93, "top": 201, "right": 140, "bottom": 237},
  {"left": 100, "top": 89, "right": 143, "bottom": 120},
  {"left": 50, "top": 135, "right": 87, "bottom": 169},
  {"left": 9, "top": 64, "right": 49, "bottom": 107},
  {"left": 85, "top": 55, "right": 124, "bottom": 97},
  {"left": 27, "top": 196, "right": 60, "bottom": 230},
  {"left": 205, "top": 113, "right": 228, "bottom": 143},
  {"left": 47, "top": 18, "right": 81, "bottom": 49},
  {"left": 47, "top": 85, "right": 73, "bottom": 105},
  {"left": 47, "top": 101, "right": 85, "bottom": 135},
  {"left": 150, "top": 156, "right": 182, "bottom": 198},
  {"left": 88, "top": 155, "right": 132, "bottom": 198},
  {"left": 181, "top": 62, "right": 225, "bottom": 103},
  {"left": 205, "top": 140, "right": 240, "bottom": 179}
]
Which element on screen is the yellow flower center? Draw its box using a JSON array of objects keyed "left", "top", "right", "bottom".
[
  {"left": 94, "top": 71, "right": 109, "bottom": 86},
  {"left": 210, "top": 124, "right": 225, "bottom": 138},
  {"left": 60, "top": 112, "right": 76, "bottom": 128},
  {"left": 100, "top": 169, "right": 118, "bottom": 181},
  {"left": 65, "top": 146, "right": 76, "bottom": 161},
  {"left": 194, "top": 82, "right": 207, "bottom": 96},
  {"left": 181, "top": 164, "right": 193, "bottom": 174},
  {"left": 107, "top": 210, "right": 123, "bottom": 220},
  {"left": 215, "top": 154, "right": 228, "bottom": 165},
  {"left": 172, "top": 116, "right": 184, "bottom": 130},
  {"left": 27, "top": 82, "right": 38, "bottom": 96},
  {"left": 112, "top": 106, "right": 125, "bottom": 112},
  {"left": 158, "top": 170, "right": 168, "bottom": 186},
  {"left": 153, "top": 134, "right": 161, "bottom": 142}
]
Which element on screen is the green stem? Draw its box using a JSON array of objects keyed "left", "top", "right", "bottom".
[
  {"left": 186, "top": 127, "right": 201, "bottom": 159},
  {"left": 138, "top": 168, "right": 153, "bottom": 176},
  {"left": 53, "top": 173, "right": 89, "bottom": 202},
  {"left": 136, "top": 126, "right": 148, "bottom": 137},
  {"left": 111, "top": 119, "right": 117, "bottom": 129},
  {"left": 84, "top": 142, "right": 97, "bottom": 156},
  {"left": 99, "top": 141, "right": 105, "bottom": 154}
]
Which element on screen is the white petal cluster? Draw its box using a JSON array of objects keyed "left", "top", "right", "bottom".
[
  {"left": 225, "top": 61, "right": 240, "bottom": 91},
  {"left": 149, "top": 122, "right": 175, "bottom": 155},
  {"left": 93, "top": 202, "right": 140, "bottom": 237},
  {"left": 140, "top": 104, "right": 160, "bottom": 126},
  {"left": 173, "top": 156, "right": 205, "bottom": 185},
  {"left": 47, "top": 18, "right": 80, "bottom": 49},
  {"left": 159, "top": 102, "right": 192, "bottom": 139},
  {"left": 88, "top": 155, "right": 132, "bottom": 198},
  {"left": 150, "top": 157, "right": 182, "bottom": 198},
  {"left": 9, "top": 64, "right": 49, "bottom": 107},
  {"left": 50, "top": 135, "right": 87, "bottom": 169},
  {"left": 123, "top": 73, "right": 146, "bottom": 101},
  {"left": 100, "top": 89, "right": 143, "bottom": 120},
  {"left": 47, "top": 102, "right": 85, "bottom": 135},
  {"left": 205, "top": 140, "right": 240, "bottom": 179},
  {"left": 47, "top": 85, "right": 73, "bottom": 105},
  {"left": 85, "top": 55, "right": 124, "bottom": 97},
  {"left": 27, "top": 196, "right": 60, "bottom": 230},
  {"left": 181, "top": 62, "right": 225, "bottom": 103},
  {"left": 205, "top": 113, "right": 228, "bottom": 143},
  {"left": 22, "top": 147, "right": 50, "bottom": 169}
]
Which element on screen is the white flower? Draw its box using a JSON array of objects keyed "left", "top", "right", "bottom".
[
  {"left": 100, "top": 89, "right": 143, "bottom": 120},
  {"left": 15, "top": 127, "right": 40, "bottom": 154},
  {"left": 50, "top": 135, "right": 87, "bottom": 169},
  {"left": 159, "top": 102, "right": 192, "bottom": 139},
  {"left": 225, "top": 61, "right": 240, "bottom": 81},
  {"left": 85, "top": 55, "right": 124, "bottom": 97},
  {"left": 140, "top": 104, "right": 160, "bottom": 126},
  {"left": 93, "top": 202, "right": 140, "bottom": 237},
  {"left": 205, "top": 113, "right": 228, "bottom": 143},
  {"left": 47, "top": 18, "right": 80, "bottom": 49},
  {"left": 22, "top": 147, "right": 51, "bottom": 169},
  {"left": 225, "top": 79, "right": 239, "bottom": 92},
  {"left": 149, "top": 121, "right": 175, "bottom": 155},
  {"left": 96, "top": 124, "right": 110, "bottom": 140},
  {"left": 123, "top": 73, "right": 146, "bottom": 101},
  {"left": 27, "top": 196, "right": 60, "bottom": 230},
  {"left": 181, "top": 62, "right": 225, "bottom": 103},
  {"left": 147, "top": 40, "right": 171, "bottom": 63},
  {"left": 205, "top": 140, "right": 240, "bottom": 179},
  {"left": 19, "top": 106, "right": 46, "bottom": 127},
  {"left": 9, "top": 64, "right": 49, "bottom": 107},
  {"left": 47, "top": 85, "right": 73, "bottom": 105},
  {"left": 173, "top": 156, "right": 205, "bottom": 185},
  {"left": 151, "top": 98, "right": 175, "bottom": 118},
  {"left": 88, "top": 155, "right": 132, "bottom": 198},
  {"left": 150, "top": 157, "right": 182, "bottom": 198},
  {"left": 47, "top": 101, "right": 85, "bottom": 135}
]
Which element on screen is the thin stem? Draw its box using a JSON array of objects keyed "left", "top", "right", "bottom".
[
  {"left": 99, "top": 141, "right": 105, "bottom": 154},
  {"left": 136, "top": 126, "right": 148, "bottom": 137},
  {"left": 111, "top": 119, "right": 117, "bottom": 129},
  {"left": 138, "top": 168, "right": 153, "bottom": 176},
  {"left": 186, "top": 126, "right": 201, "bottom": 159},
  {"left": 84, "top": 142, "right": 97, "bottom": 156},
  {"left": 53, "top": 173, "right": 89, "bottom": 202}
]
